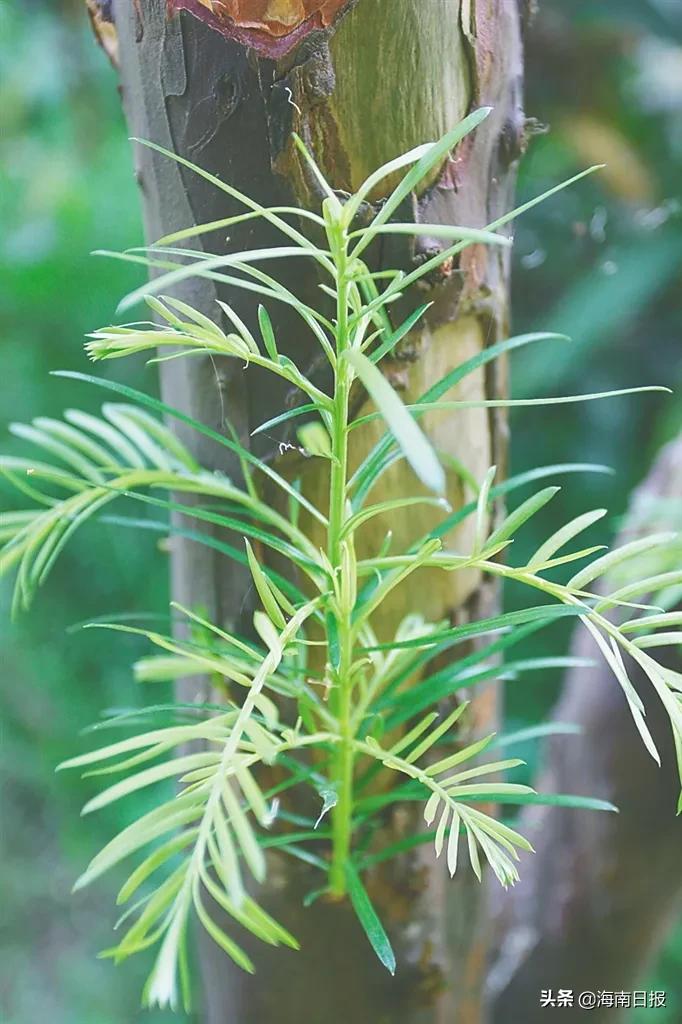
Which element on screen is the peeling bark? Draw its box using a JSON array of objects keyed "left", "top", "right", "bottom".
[
  {"left": 86, "top": 0, "right": 119, "bottom": 66},
  {"left": 487, "top": 436, "right": 682, "bottom": 1024},
  {"left": 107, "top": 1, "right": 525, "bottom": 1020},
  {"left": 167, "top": 0, "right": 354, "bottom": 57}
]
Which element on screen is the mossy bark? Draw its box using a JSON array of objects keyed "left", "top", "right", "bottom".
[{"left": 108, "top": 1, "right": 525, "bottom": 1020}]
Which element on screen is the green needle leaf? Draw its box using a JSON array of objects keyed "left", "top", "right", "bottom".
[
  {"left": 344, "top": 348, "right": 445, "bottom": 495},
  {"left": 345, "top": 864, "right": 396, "bottom": 975}
]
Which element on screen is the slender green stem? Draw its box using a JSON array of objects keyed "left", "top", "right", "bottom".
[
  {"left": 326, "top": 242, "right": 357, "bottom": 897},
  {"left": 329, "top": 612, "right": 354, "bottom": 896}
]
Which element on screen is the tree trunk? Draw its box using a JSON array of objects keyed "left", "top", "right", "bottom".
[
  {"left": 100, "top": 1, "right": 525, "bottom": 1020},
  {"left": 487, "top": 435, "right": 682, "bottom": 1023}
]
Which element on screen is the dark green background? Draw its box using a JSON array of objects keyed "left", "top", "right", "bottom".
[{"left": 1, "top": 2, "right": 681, "bottom": 1020}]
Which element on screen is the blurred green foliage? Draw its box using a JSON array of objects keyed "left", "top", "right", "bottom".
[
  {"left": 508, "top": 7, "right": 682, "bottom": 1019},
  {"left": 0, "top": 1, "right": 680, "bottom": 1021},
  {"left": 0, "top": 4, "right": 178, "bottom": 1022},
  {"left": 507, "top": 0, "right": 682, "bottom": 731}
]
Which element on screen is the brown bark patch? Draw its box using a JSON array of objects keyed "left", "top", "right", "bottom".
[
  {"left": 86, "top": 0, "right": 119, "bottom": 67},
  {"left": 167, "top": 0, "right": 350, "bottom": 56}
]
